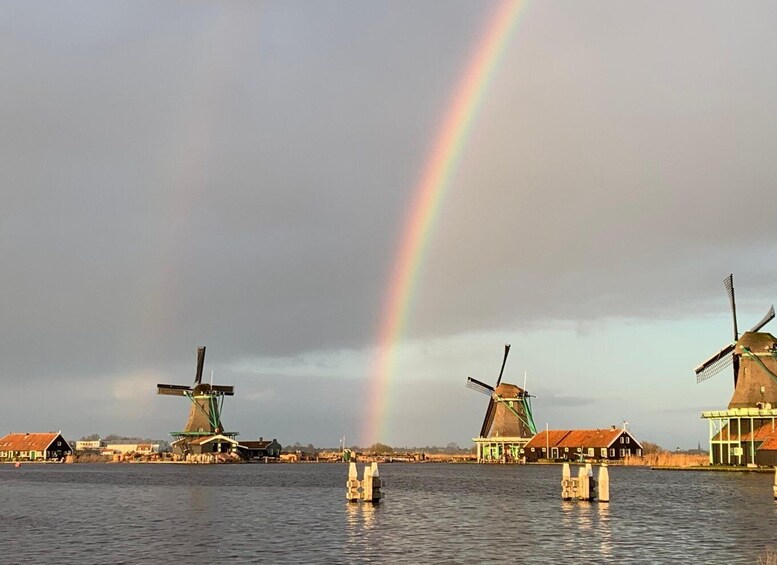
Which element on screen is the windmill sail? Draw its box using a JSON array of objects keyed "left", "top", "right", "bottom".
[
  {"left": 480, "top": 398, "right": 497, "bottom": 438},
  {"left": 750, "top": 305, "right": 775, "bottom": 333},
  {"left": 466, "top": 377, "right": 494, "bottom": 396},
  {"left": 695, "top": 344, "right": 736, "bottom": 383},
  {"left": 195, "top": 346, "right": 206, "bottom": 385},
  {"left": 495, "top": 344, "right": 510, "bottom": 387}
]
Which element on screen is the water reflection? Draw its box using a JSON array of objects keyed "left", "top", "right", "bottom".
[
  {"left": 597, "top": 502, "right": 612, "bottom": 560},
  {"left": 559, "top": 500, "right": 611, "bottom": 560},
  {"left": 346, "top": 502, "right": 379, "bottom": 531}
]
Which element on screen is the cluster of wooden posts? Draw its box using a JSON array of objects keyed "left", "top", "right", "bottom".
[
  {"left": 346, "top": 461, "right": 382, "bottom": 503},
  {"left": 561, "top": 462, "right": 610, "bottom": 502}
]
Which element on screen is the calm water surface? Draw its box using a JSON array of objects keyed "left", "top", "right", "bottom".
[{"left": 1, "top": 463, "right": 776, "bottom": 564}]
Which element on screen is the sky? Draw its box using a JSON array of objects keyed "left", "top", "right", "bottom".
[{"left": 2, "top": 0, "right": 777, "bottom": 449}]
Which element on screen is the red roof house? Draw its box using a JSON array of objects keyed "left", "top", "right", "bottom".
[{"left": 0, "top": 432, "right": 72, "bottom": 461}]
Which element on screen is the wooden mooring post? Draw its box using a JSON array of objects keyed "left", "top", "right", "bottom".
[
  {"left": 561, "top": 462, "right": 607, "bottom": 502},
  {"left": 346, "top": 461, "right": 382, "bottom": 504}
]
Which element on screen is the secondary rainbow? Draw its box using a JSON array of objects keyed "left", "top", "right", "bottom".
[{"left": 365, "top": 0, "right": 528, "bottom": 445}]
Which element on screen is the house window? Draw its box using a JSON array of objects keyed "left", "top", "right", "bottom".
[
  {"left": 577, "top": 447, "right": 582, "bottom": 452},
  {"left": 620, "top": 437, "right": 624, "bottom": 444},
  {"left": 57, "top": 441, "right": 61, "bottom": 446},
  {"left": 530, "top": 448, "right": 535, "bottom": 452},
  {"left": 610, "top": 448, "right": 615, "bottom": 457},
  {"left": 600, "top": 448, "right": 606, "bottom": 457},
  {"left": 588, "top": 448, "right": 594, "bottom": 456},
  {"left": 637, "top": 449, "right": 642, "bottom": 456},
  {"left": 542, "top": 448, "right": 546, "bottom": 452},
  {"left": 625, "top": 437, "right": 630, "bottom": 444},
  {"left": 620, "top": 448, "right": 625, "bottom": 457},
  {"left": 564, "top": 447, "right": 569, "bottom": 452}
]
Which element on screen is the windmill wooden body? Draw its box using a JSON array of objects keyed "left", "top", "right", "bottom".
[
  {"left": 467, "top": 344, "right": 538, "bottom": 463},
  {"left": 696, "top": 274, "right": 777, "bottom": 465},
  {"left": 157, "top": 347, "right": 239, "bottom": 459}
]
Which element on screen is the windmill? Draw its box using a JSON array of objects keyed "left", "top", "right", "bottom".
[
  {"left": 696, "top": 275, "right": 777, "bottom": 465},
  {"left": 157, "top": 347, "right": 237, "bottom": 443},
  {"left": 695, "top": 275, "right": 777, "bottom": 408},
  {"left": 466, "top": 344, "right": 537, "bottom": 440},
  {"left": 694, "top": 274, "right": 775, "bottom": 394}
]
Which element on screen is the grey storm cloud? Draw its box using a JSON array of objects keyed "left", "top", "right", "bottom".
[{"left": 2, "top": 1, "right": 777, "bottom": 446}]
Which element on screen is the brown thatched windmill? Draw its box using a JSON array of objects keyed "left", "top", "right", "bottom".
[
  {"left": 466, "top": 344, "right": 537, "bottom": 462},
  {"left": 157, "top": 346, "right": 239, "bottom": 457},
  {"left": 696, "top": 274, "right": 777, "bottom": 465}
]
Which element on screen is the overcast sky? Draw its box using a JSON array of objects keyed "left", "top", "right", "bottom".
[{"left": 2, "top": 1, "right": 777, "bottom": 449}]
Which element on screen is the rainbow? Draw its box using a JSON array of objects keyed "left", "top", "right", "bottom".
[{"left": 365, "top": 0, "right": 528, "bottom": 445}]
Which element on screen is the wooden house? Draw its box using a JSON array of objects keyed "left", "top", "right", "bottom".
[
  {"left": 523, "top": 428, "right": 643, "bottom": 462},
  {"left": 172, "top": 434, "right": 240, "bottom": 457},
  {"left": 0, "top": 432, "right": 72, "bottom": 462},
  {"left": 238, "top": 438, "right": 282, "bottom": 460}
]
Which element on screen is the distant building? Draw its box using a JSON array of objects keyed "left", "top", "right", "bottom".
[
  {"left": 524, "top": 428, "right": 643, "bottom": 462},
  {"left": 75, "top": 440, "right": 103, "bottom": 451},
  {"left": 171, "top": 434, "right": 240, "bottom": 457},
  {"left": 239, "top": 439, "right": 282, "bottom": 460},
  {"left": 0, "top": 432, "right": 72, "bottom": 462},
  {"left": 104, "top": 443, "right": 160, "bottom": 455}
]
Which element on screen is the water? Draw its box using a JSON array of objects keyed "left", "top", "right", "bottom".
[{"left": 1, "top": 463, "right": 776, "bottom": 564}]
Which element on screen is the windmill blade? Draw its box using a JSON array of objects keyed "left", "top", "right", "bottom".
[
  {"left": 479, "top": 398, "right": 497, "bottom": 438},
  {"left": 495, "top": 343, "right": 511, "bottom": 387},
  {"left": 749, "top": 305, "right": 775, "bottom": 333},
  {"left": 695, "top": 343, "right": 736, "bottom": 383},
  {"left": 210, "top": 385, "right": 235, "bottom": 396},
  {"left": 466, "top": 377, "right": 494, "bottom": 396},
  {"left": 157, "top": 384, "right": 192, "bottom": 396},
  {"left": 195, "top": 346, "right": 206, "bottom": 385},
  {"left": 724, "top": 274, "right": 739, "bottom": 341}
]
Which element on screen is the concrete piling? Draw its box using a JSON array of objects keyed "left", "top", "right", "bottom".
[
  {"left": 578, "top": 466, "right": 591, "bottom": 501},
  {"left": 561, "top": 463, "right": 572, "bottom": 500},
  {"left": 347, "top": 461, "right": 382, "bottom": 503},
  {"left": 561, "top": 463, "right": 606, "bottom": 502},
  {"left": 598, "top": 464, "right": 610, "bottom": 503},
  {"left": 346, "top": 462, "right": 361, "bottom": 502},
  {"left": 369, "top": 462, "right": 382, "bottom": 503},
  {"left": 362, "top": 465, "right": 374, "bottom": 502}
]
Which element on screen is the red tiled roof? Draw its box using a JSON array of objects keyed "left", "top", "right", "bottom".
[
  {"left": 0, "top": 432, "right": 63, "bottom": 452},
  {"left": 712, "top": 422, "right": 775, "bottom": 442},
  {"left": 558, "top": 429, "right": 623, "bottom": 449},
  {"left": 525, "top": 429, "right": 640, "bottom": 450},
  {"left": 525, "top": 430, "right": 570, "bottom": 449},
  {"left": 759, "top": 431, "right": 777, "bottom": 451}
]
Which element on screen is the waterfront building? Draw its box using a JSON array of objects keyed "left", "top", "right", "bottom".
[
  {"left": 238, "top": 438, "right": 282, "bottom": 460},
  {"left": 0, "top": 432, "right": 72, "bottom": 462},
  {"left": 523, "top": 427, "right": 643, "bottom": 463}
]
